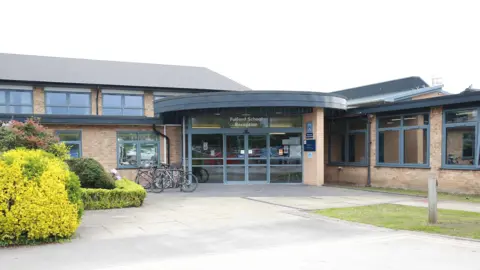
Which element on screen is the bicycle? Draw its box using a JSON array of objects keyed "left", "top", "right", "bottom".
[
  {"left": 193, "top": 167, "right": 210, "bottom": 183},
  {"left": 156, "top": 164, "right": 199, "bottom": 192},
  {"left": 134, "top": 163, "right": 164, "bottom": 193}
]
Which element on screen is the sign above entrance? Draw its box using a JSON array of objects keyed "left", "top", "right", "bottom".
[{"left": 229, "top": 117, "right": 268, "bottom": 128}]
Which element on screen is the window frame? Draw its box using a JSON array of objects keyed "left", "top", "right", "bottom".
[
  {"left": 0, "top": 89, "right": 33, "bottom": 114},
  {"left": 56, "top": 130, "right": 82, "bottom": 158},
  {"left": 102, "top": 93, "right": 144, "bottom": 116},
  {"left": 442, "top": 107, "right": 479, "bottom": 169},
  {"left": 116, "top": 131, "right": 160, "bottom": 169},
  {"left": 328, "top": 118, "right": 368, "bottom": 166},
  {"left": 45, "top": 91, "right": 91, "bottom": 115},
  {"left": 376, "top": 113, "right": 430, "bottom": 168}
]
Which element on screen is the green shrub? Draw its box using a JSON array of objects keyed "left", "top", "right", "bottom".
[
  {"left": 0, "top": 149, "right": 83, "bottom": 246},
  {"left": 66, "top": 158, "right": 115, "bottom": 189},
  {"left": 81, "top": 179, "right": 147, "bottom": 210}
]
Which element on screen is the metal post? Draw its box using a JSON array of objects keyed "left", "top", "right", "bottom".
[
  {"left": 182, "top": 116, "right": 186, "bottom": 173},
  {"left": 163, "top": 125, "right": 167, "bottom": 163},
  {"left": 428, "top": 174, "right": 438, "bottom": 224}
]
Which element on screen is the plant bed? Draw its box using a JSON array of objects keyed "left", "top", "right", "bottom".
[
  {"left": 316, "top": 204, "right": 480, "bottom": 239},
  {"left": 81, "top": 179, "right": 147, "bottom": 210}
]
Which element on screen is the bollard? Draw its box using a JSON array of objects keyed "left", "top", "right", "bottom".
[{"left": 428, "top": 174, "right": 438, "bottom": 224}]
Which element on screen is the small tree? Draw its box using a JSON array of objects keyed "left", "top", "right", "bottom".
[{"left": 0, "top": 119, "right": 69, "bottom": 159}]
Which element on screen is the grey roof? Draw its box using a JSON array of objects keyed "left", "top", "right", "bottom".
[
  {"left": 333, "top": 76, "right": 429, "bottom": 99},
  {"left": 0, "top": 53, "right": 250, "bottom": 91}
]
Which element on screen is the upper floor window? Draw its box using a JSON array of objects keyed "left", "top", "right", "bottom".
[
  {"left": 103, "top": 94, "right": 143, "bottom": 116},
  {"left": 45, "top": 92, "right": 91, "bottom": 115},
  {"left": 328, "top": 118, "right": 368, "bottom": 165},
  {"left": 0, "top": 89, "right": 33, "bottom": 114},
  {"left": 444, "top": 108, "right": 480, "bottom": 168},
  {"left": 377, "top": 113, "right": 429, "bottom": 167}
]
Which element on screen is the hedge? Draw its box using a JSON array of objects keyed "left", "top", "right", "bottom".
[
  {"left": 66, "top": 158, "right": 115, "bottom": 189},
  {"left": 81, "top": 179, "right": 147, "bottom": 210}
]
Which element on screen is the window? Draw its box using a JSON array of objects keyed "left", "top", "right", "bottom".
[
  {"left": 0, "top": 89, "right": 33, "bottom": 113},
  {"left": 45, "top": 92, "right": 91, "bottom": 115},
  {"left": 443, "top": 108, "right": 480, "bottom": 168},
  {"left": 57, "top": 131, "right": 82, "bottom": 158},
  {"left": 328, "top": 118, "right": 367, "bottom": 165},
  {"left": 103, "top": 94, "right": 144, "bottom": 116},
  {"left": 377, "top": 114, "right": 429, "bottom": 167},
  {"left": 117, "top": 132, "right": 159, "bottom": 168}
]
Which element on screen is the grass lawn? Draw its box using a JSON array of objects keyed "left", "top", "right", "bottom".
[
  {"left": 316, "top": 204, "right": 480, "bottom": 239},
  {"left": 339, "top": 186, "right": 480, "bottom": 204}
]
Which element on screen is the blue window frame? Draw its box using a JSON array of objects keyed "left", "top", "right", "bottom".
[
  {"left": 443, "top": 108, "right": 479, "bottom": 168},
  {"left": 45, "top": 91, "right": 91, "bottom": 115},
  {"left": 56, "top": 130, "right": 82, "bottom": 158},
  {"left": 0, "top": 89, "right": 33, "bottom": 113},
  {"left": 328, "top": 118, "right": 368, "bottom": 166},
  {"left": 103, "top": 94, "right": 144, "bottom": 116},
  {"left": 377, "top": 113, "right": 429, "bottom": 167},
  {"left": 117, "top": 131, "right": 160, "bottom": 168}
]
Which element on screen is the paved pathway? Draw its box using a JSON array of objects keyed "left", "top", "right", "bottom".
[{"left": 1, "top": 185, "right": 479, "bottom": 270}]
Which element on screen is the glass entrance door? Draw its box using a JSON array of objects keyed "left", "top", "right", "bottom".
[
  {"left": 247, "top": 135, "right": 268, "bottom": 183},
  {"left": 225, "top": 134, "right": 268, "bottom": 183},
  {"left": 226, "top": 135, "right": 246, "bottom": 183}
]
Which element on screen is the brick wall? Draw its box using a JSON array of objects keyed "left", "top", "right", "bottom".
[
  {"left": 33, "top": 87, "right": 45, "bottom": 114},
  {"left": 144, "top": 91, "right": 154, "bottom": 117}
]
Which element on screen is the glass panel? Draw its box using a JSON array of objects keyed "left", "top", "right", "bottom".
[
  {"left": 10, "top": 106, "right": 32, "bottom": 114},
  {"left": 330, "top": 135, "right": 345, "bottom": 162},
  {"left": 226, "top": 135, "right": 245, "bottom": 158},
  {"left": 10, "top": 91, "right": 32, "bottom": 105},
  {"left": 191, "top": 116, "right": 224, "bottom": 128},
  {"left": 192, "top": 159, "right": 224, "bottom": 165},
  {"left": 378, "top": 116, "right": 401, "bottom": 128},
  {"left": 46, "top": 92, "right": 67, "bottom": 106},
  {"left": 69, "top": 93, "right": 90, "bottom": 106},
  {"left": 193, "top": 166, "right": 223, "bottom": 183},
  {"left": 270, "top": 133, "right": 302, "bottom": 159},
  {"left": 154, "top": 96, "right": 166, "bottom": 101},
  {"left": 404, "top": 114, "right": 429, "bottom": 126},
  {"left": 270, "top": 159, "right": 301, "bottom": 165},
  {"left": 270, "top": 116, "right": 302, "bottom": 128},
  {"left": 330, "top": 120, "right": 346, "bottom": 133},
  {"left": 0, "top": 105, "right": 6, "bottom": 113},
  {"left": 249, "top": 159, "right": 267, "bottom": 164},
  {"left": 103, "top": 94, "right": 122, "bottom": 107},
  {"left": 348, "top": 119, "right": 367, "bottom": 130},
  {"left": 248, "top": 135, "right": 267, "bottom": 158},
  {"left": 46, "top": 106, "right": 68, "bottom": 114},
  {"left": 348, "top": 133, "right": 366, "bottom": 163},
  {"left": 123, "top": 109, "right": 144, "bottom": 116},
  {"left": 140, "top": 143, "right": 158, "bottom": 166},
  {"left": 226, "top": 159, "right": 244, "bottom": 165},
  {"left": 67, "top": 143, "right": 81, "bottom": 158},
  {"left": 248, "top": 166, "right": 267, "bottom": 181},
  {"left": 226, "top": 166, "right": 245, "bottom": 181},
  {"left": 102, "top": 108, "right": 123, "bottom": 115},
  {"left": 378, "top": 130, "right": 400, "bottom": 163},
  {"left": 404, "top": 129, "right": 427, "bottom": 164},
  {"left": 124, "top": 95, "right": 143, "bottom": 108},
  {"left": 68, "top": 107, "right": 90, "bottom": 115},
  {"left": 446, "top": 126, "right": 475, "bottom": 165},
  {"left": 138, "top": 133, "right": 157, "bottom": 141},
  {"left": 118, "top": 143, "right": 137, "bottom": 166},
  {"left": 118, "top": 133, "right": 138, "bottom": 141},
  {"left": 446, "top": 109, "right": 477, "bottom": 124},
  {"left": 270, "top": 166, "right": 302, "bottom": 183},
  {"left": 58, "top": 132, "right": 81, "bottom": 141},
  {"left": 191, "top": 134, "right": 223, "bottom": 158},
  {"left": 0, "top": 91, "right": 5, "bottom": 104}
]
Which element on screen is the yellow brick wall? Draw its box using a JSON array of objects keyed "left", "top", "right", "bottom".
[
  {"left": 33, "top": 87, "right": 45, "bottom": 114},
  {"left": 144, "top": 91, "right": 154, "bottom": 117}
]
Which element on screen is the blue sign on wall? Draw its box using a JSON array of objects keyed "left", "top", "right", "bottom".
[
  {"left": 304, "top": 139, "right": 316, "bottom": 152},
  {"left": 306, "top": 121, "right": 313, "bottom": 139}
]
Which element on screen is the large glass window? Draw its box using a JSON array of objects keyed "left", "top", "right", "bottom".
[
  {"left": 57, "top": 131, "right": 82, "bottom": 158},
  {"left": 328, "top": 118, "right": 367, "bottom": 165},
  {"left": 0, "top": 90, "right": 33, "bottom": 113},
  {"left": 117, "top": 132, "right": 159, "bottom": 168},
  {"left": 103, "top": 94, "right": 144, "bottom": 116},
  {"left": 45, "top": 92, "right": 91, "bottom": 115},
  {"left": 443, "top": 108, "right": 479, "bottom": 168},
  {"left": 270, "top": 133, "right": 302, "bottom": 183},
  {"left": 377, "top": 113, "right": 429, "bottom": 166}
]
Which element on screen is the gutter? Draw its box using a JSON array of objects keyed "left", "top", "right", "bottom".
[
  {"left": 152, "top": 124, "right": 170, "bottom": 165},
  {"left": 366, "top": 114, "right": 372, "bottom": 187}
]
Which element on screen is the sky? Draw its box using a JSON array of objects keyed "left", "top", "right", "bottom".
[{"left": 0, "top": 0, "right": 479, "bottom": 93}]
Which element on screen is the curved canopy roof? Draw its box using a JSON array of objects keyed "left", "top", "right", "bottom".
[{"left": 154, "top": 91, "right": 347, "bottom": 114}]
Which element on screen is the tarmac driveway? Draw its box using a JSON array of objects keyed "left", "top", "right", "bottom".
[{"left": 1, "top": 185, "right": 480, "bottom": 270}]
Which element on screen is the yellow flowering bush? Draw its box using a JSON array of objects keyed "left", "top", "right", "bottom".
[{"left": 0, "top": 149, "right": 83, "bottom": 245}]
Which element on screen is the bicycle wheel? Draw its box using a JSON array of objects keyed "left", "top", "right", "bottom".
[
  {"left": 135, "top": 171, "right": 152, "bottom": 190},
  {"left": 196, "top": 168, "right": 210, "bottom": 183},
  {"left": 151, "top": 169, "right": 165, "bottom": 193},
  {"left": 181, "top": 172, "right": 198, "bottom": 193}
]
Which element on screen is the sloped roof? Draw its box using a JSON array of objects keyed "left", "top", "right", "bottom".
[
  {"left": 333, "top": 76, "right": 429, "bottom": 99},
  {"left": 0, "top": 53, "right": 250, "bottom": 91}
]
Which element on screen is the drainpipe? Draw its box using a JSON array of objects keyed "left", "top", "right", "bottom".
[
  {"left": 152, "top": 124, "right": 170, "bottom": 165},
  {"left": 366, "top": 114, "right": 372, "bottom": 187},
  {"left": 95, "top": 86, "right": 100, "bottom": 115}
]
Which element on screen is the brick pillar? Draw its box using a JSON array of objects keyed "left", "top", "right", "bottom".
[
  {"left": 429, "top": 107, "right": 443, "bottom": 171},
  {"left": 303, "top": 108, "right": 324, "bottom": 186},
  {"left": 33, "top": 87, "right": 45, "bottom": 114},
  {"left": 144, "top": 91, "right": 154, "bottom": 117}
]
